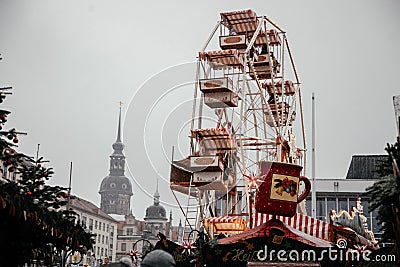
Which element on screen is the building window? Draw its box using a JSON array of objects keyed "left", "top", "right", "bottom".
[
  {"left": 110, "top": 226, "right": 114, "bottom": 237},
  {"left": 97, "top": 235, "right": 100, "bottom": 243},
  {"left": 102, "top": 235, "right": 104, "bottom": 244},
  {"left": 371, "top": 209, "right": 380, "bottom": 233},
  {"left": 316, "top": 197, "right": 326, "bottom": 221},
  {"left": 326, "top": 197, "right": 336, "bottom": 218},
  {"left": 89, "top": 218, "right": 93, "bottom": 230},
  {"left": 110, "top": 183, "right": 116, "bottom": 188},
  {"left": 338, "top": 198, "right": 348, "bottom": 211},
  {"left": 95, "top": 220, "right": 98, "bottom": 230},
  {"left": 106, "top": 236, "right": 108, "bottom": 244},
  {"left": 97, "top": 247, "right": 100, "bottom": 256},
  {"left": 305, "top": 196, "right": 312, "bottom": 215},
  {"left": 110, "top": 199, "right": 115, "bottom": 204},
  {"left": 127, "top": 228, "right": 133, "bottom": 236},
  {"left": 101, "top": 248, "right": 104, "bottom": 256},
  {"left": 103, "top": 222, "right": 105, "bottom": 231},
  {"left": 121, "top": 243, "right": 126, "bottom": 251},
  {"left": 122, "top": 183, "right": 127, "bottom": 189}
]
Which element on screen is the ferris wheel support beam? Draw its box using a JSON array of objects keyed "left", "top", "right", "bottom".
[
  {"left": 241, "top": 16, "right": 269, "bottom": 187},
  {"left": 190, "top": 21, "right": 221, "bottom": 153},
  {"left": 190, "top": 59, "right": 201, "bottom": 154},
  {"left": 201, "top": 21, "right": 221, "bottom": 52},
  {"left": 248, "top": 89, "right": 261, "bottom": 165},
  {"left": 263, "top": 16, "right": 286, "bottom": 34},
  {"left": 247, "top": 18, "right": 280, "bottom": 138},
  {"left": 284, "top": 37, "right": 307, "bottom": 175},
  {"left": 239, "top": 54, "right": 252, "bottom": 225}
]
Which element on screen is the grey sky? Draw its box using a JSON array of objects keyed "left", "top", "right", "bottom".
[{"left": 0, "top": 0, "right": 399, "bottom": 221}]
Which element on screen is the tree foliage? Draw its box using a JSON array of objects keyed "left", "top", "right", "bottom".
[
  {"left": 0, "top": 77, "right": 94, "bottom": 266},
  {"left": 366, "top": 137, "right": 400, "bottom": 248}
]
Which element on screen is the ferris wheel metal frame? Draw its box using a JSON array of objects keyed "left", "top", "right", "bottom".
[{"left": 170, "top": 11, "right": 307, "bottom": 242}]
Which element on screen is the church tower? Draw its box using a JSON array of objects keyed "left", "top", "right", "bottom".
[
  {"left": 144, "top": 179, "right": 168, "bottom": 236},
  {"left": 99, "top": 106, "right": 133, "bottom": 215}
]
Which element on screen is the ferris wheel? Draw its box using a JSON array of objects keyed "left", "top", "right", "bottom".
[{"left": 170, "top": 10, "right": 307, "bottom": 242}]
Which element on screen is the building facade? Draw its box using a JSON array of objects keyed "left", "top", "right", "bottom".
[
  {"left": 69, "top": 196, "right": 118, "bottom": 265},
  {"left": 113, "top": 187, "right": 183, "bottom": 261},
  {"left": 143, "top": 185, "right": 169, "bottom": 237},
  {"left": 306, "top": 155, "right": 386, "bottom": 238}
]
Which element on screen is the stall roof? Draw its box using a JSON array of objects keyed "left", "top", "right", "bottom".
[
  {"left": 204, "top": 216, "right": 248, "bottom": 236},
  {"left": 219, "top": 219, "right": 332, "bottom": 248},
  {"left": 254, "top": 212, "right": 331, "bottom": 241}
]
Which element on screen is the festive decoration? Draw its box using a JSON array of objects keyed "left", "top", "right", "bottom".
[
  {"left": 273, "top": 176, "right": 297, "bottom": 197},
  {"left": 181, "top": 241, "right": 197, "bottom": 255},
  {"left": 127, "top": 249, "right": 139, "bottom": 261},
  {"left": 244, "top": 173, "right": 262, "bottom": 190}
]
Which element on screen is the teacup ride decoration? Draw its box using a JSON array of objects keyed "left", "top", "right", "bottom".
[{"left": 255, "top": 161, "right": 311, "bottom": 217}]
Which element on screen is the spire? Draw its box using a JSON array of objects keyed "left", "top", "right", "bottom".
[
  {"left": 116, "top": 101, "right": 122, "bottom": 143},
  {"left": 155, "top": 177, "right": 160, "bottom": 195},
  {"left": 154, "top": 177, "right": 160, "bottom": 205},
  {"left": 110, "top": 103, "right": 125, "bottom": 176}
]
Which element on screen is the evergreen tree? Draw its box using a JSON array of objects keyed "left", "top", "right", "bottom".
[
  {"left": 366, "top": 137, "right": 400, "bottom": 258},
  {"left": 0, "top": 58, "right": 94, "bottom": 266}
]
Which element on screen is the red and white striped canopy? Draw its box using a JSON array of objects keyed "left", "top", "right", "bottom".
[
  {"left": 220, "top": 9, "right": 258, "bottom": 35},
  {"left": 253, "top": 212, "right": 331, "bottom": 241},
  {"left": 218, "top": 218, "right": 332, "bottom": 248},
  {"left": 204, "top": 216, "right": 244, "bottom": 223},
  {"left": 192, "top": 128, "right": 236, "bottom": 152},
  {"left": 199, "top": 49, "right": 243, "bottom": 69}
]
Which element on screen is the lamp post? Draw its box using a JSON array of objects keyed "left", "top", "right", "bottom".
[{"left": 61, "top": 162, "right": 73, "bottom": 267}]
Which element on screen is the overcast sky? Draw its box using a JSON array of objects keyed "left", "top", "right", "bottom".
[{"left": 0, "top": 0, "right": 399, "bottom": 222}]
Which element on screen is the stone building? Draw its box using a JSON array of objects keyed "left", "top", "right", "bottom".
[
  {"left": 114, "top": 186, "right": 184, "bottom": 261},
  {"left": 99, "top": 107, "right": 133, "bottom": 215},
  {"left": 98, "top": 108, "right": 184, "bottom": 261},
  {"left": 68, "top": 196, "right": 118, "bottom": 265},
  {"left": 143, "top": 183, "right": 169, "bottom": 237},
  {"left": 306, "top": 154, "right": 387, "bottom": 238}
]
